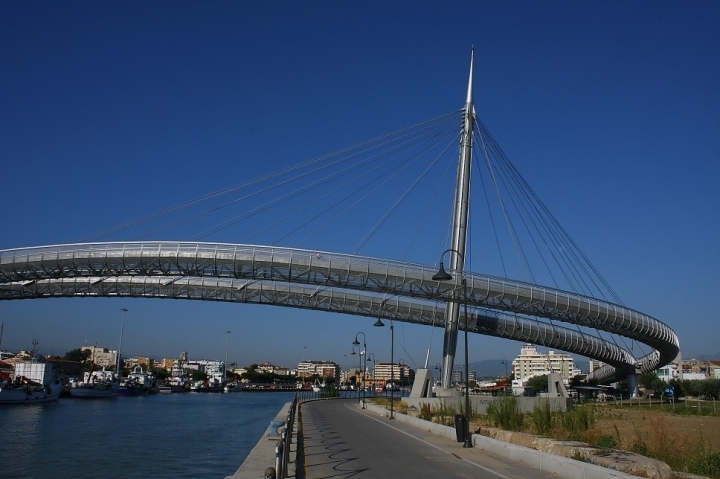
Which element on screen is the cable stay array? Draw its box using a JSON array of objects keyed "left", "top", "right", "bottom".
[{"left": 3, "top": 101, "right": 677, "bottom": 383}]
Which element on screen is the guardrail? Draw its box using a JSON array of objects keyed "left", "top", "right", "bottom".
[{"left": 272, "top": 395, "right": 297, "bottom": 479}]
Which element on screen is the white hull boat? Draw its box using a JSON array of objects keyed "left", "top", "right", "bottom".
[
  {"left": 0, "top": 361, "right": 63, "bottom": 404},
  {"left": 68, "top": 370, "right": 119, "bottom": 398}
]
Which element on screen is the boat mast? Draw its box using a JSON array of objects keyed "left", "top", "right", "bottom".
[{"left": 439, "top": 48, "right": 475, "bottom": 390}]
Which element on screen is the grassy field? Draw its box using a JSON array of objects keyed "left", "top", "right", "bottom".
[{"left": 473, "top": 397, "right": 720, "bottom": 478}]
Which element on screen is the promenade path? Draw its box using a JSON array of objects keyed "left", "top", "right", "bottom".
[{"left": 301, "top": 399, "right": 556, "bottom": 479}]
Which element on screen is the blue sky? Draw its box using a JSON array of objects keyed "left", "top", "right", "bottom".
[{"left": 1, "top": 2, "right": 718, "bottom": 372}]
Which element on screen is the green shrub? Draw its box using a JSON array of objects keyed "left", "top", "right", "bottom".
[
  {"left": 531, "top": 399, "right": 554, "bottom": 435},
  {"left": 487, "top": 396, "right": 524, "bottom": 431},
  {"left": 597, "top": 435, "right": 617, "bottom": 449},
  {"left": 690, "top": 451, "right": 720, "bottom": 478},
  {"left": 419, "top": 402, "right": 432, "bottom": 421}
]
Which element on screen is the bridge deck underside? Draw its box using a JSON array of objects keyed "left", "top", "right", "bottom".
[{"left": 0, "top": 242, "right": 679, "bottom": 383}]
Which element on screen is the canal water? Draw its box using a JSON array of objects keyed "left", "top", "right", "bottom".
[{"left": 0, "top": 391, "right": 296, "bottom": 478}]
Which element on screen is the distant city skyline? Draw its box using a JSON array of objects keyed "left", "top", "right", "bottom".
[{"left": 1, "top": 3, "right": 718, "bottom": 371}]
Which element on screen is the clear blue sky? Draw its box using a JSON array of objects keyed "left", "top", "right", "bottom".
[{"left": 1, "top": 2, "right": 718, "bottom": 371}]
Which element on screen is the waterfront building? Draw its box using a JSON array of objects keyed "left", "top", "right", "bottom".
[
  {"left": 341, "top": 368, "right": 361, "bottom": 385},
  {"left": 124, "top": 356, "right": 155, "bottom": 369},
  {"left": 372, "top": 362, "right": 414, "bottom": 386},
  {"left": 451, "top": 368, "right": 462, "bottom": 385},
  {"left": 512, "top": 344, "right": 576, "bottom": 381},
  {"left": 159, "top": 357, "right": 175, "bottom": 370},
  {"left": 297, "top": 360, "right": 340, "bottom": 382},
  {"left": 81, "top": 346, "right": 117, "bottom": 368},
  {"left": 256, "top": 362, "right": 293, "bottom": 376},
  {"left": 185, "top": 359, "right": 224, "bottom": 376}
]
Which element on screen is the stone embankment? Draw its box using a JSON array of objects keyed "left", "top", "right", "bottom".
[{"left": 480, "top": 426, "right": 679, "bottom": 479}]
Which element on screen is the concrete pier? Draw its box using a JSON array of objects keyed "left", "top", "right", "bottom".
[
  {"left": 234, "top": 398, "right": 645, "bottom": 479},
  {"left": 225, "top": 401, "right": 298, "bottom": 479}
]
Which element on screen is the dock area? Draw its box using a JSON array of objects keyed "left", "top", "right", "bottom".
[{"left": 225, "top": 400, "right": 298, "bottom": 479}]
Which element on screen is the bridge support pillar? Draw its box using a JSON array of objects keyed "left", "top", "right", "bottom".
[
  {"left": 409, "top": 369, "right": 433, "bottom": 398},
  {"left": 627, "top": 372, "right": 640, "bottom": 398}
]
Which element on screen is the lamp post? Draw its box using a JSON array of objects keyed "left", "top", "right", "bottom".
[
  {"left": 350, "top": 344, "right": 361, "bottom": 400},
  {"left": 373, "top": 316, "right": 394, "bottom": 419},
  {"left": 352, "top": 332, "right": 367, "bottom": 403},
  {"left": 433, "top": 249, "right": 472, "bottom": 448},
  {"left": 367, "top": 353, "right": 376, "bottom": 392},
  {"left": 117, "top": 308, "right": 127, "bottom": 377}
]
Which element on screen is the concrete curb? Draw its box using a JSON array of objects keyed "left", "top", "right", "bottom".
[{"left": 364, "top": 403, "right": 636, "bottom": 479}]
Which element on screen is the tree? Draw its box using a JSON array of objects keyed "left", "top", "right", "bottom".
[
  {"left": 526, "top": 374, "right": 548, "bottom": 393},
  {"left": 152, "top": 368, "right": 170, "bottom": 380},
  {"left": 639, "top": 372, "right": 665, "bottom": 394},
  {"left": 64, "top": 348, "right": 92, "bottom": 364},
  {"left": 700, "top": 379, "right": 720, "bottom": 400}
]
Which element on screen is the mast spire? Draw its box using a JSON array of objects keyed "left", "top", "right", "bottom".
[{"left": 439, "top": 48, "right": 475, "bottom": 391}]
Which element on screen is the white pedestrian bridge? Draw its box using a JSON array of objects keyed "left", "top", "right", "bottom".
[{"left": 0, "top": 242, "right": 679, "bottom": 384}]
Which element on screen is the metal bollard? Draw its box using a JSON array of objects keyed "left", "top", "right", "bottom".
[{"left": 264, "top": 466, "right": 276, "bottom": 479}]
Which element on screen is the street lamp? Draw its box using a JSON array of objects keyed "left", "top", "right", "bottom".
[
  {"left": 117, "top": 308, "right": 128, "bottom": 377},
  {"left": 433, "top": 249, "right": 472, "bottom": 448},
  {"left": 350, "top": 344, "right": 361, "bottom": 399},
  {"left": 373, "top": 317, "right": 394, "bottom": 419},
  {"left": 352, "top": 332, "right": 367, "bottom": 404},
  {"left": 367, "top": 353, "right": 376, "bottom": 392}
]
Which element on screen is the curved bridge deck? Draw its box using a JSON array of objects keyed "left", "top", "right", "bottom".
[{"left": 0, "top": 242, "right": 679, "bottom": 382}]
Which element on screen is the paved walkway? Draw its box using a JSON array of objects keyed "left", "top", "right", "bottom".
[{"left": 301, "top": 399, "right": 557, "bottom": 479}]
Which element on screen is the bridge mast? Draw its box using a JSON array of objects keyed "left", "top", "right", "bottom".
[{"left": 439, "top": 49, "right": 475, "bottom": 391}]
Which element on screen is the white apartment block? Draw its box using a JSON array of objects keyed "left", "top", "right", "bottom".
[
  {"left": 512, "top": 344, "right": 576, "bottom": 380},
  {"left": 372, "top": 362, "right": 414, "bottom": 385},
  {"left": 297, "top": 360, "right": 340, "bottom": 382},
  {"left": 81, "top": 346, "right": 118, "bottom": 367}
]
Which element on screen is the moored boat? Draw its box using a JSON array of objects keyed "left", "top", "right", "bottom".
[
  {"left": 223, "top": 381, "right": 243, "bottom": 393},
  {"left": 67, "top": 369, "right": 119, "bottom": 398},
  {"left": 159, "top": 375, "right": 189, "bottom": 393},
  {"left": 0, "top": 360, "right": 63, "bottom": 404},
  {"left": 190, "top": 375, "right": 224, "bottom": 392},
  {"left": 118, "top": 365, "right": 153, "bottom": 396}
]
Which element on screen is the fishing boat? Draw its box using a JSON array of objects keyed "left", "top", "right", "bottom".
[
  {"left": 190, "top": 375, "right": 223, "bottom": 392},
  {"left": 223, "top": 381, "right": 243, "bottom": 393},
  {"left": 0, "top": 360, "right": 63, "bottom": 404},
  {"left": 118, "top": 365, "right": 153, "bottom": 396},
  {"left": 67, "top": 369, "right": 119, "bottom": 398},
  {"left": 158, "top": 375, "right": 189, "bottom": 393}
]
